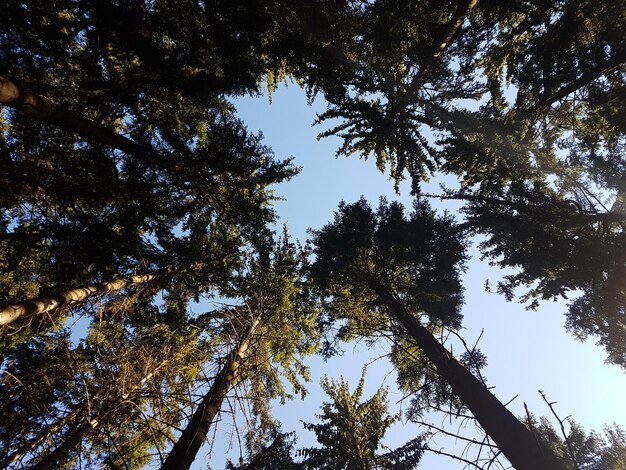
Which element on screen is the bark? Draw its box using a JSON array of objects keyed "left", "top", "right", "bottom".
[
  {"left": 29, "top": 418, "right": 98, "bottom": 470},
  {"left": 0, "top": 272, "right": 159, "bottom": 327},
  {"left": 0, "top": 408, "right": 81, "bottom": 470},
  {"left": 160, "top": 318, "right": 261, "bottom": 470},
  {"left": 371, "top": 281, "right": 568, "bottom": 470},
  {"left": 0, "top": 77, "right": 149, "bottom": 157}
]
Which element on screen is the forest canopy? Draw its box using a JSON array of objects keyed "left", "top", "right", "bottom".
[{"left": 1, "top": 0, "right": 625, "bottom": 469}]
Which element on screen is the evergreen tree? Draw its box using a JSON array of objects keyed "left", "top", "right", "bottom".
[
  {"left": 309, "top": 197, "right": 567, "bottom": 470},
  {"left": 0, "top": 302, "right": 211, "bottom": 469},
  {"left": 525, "top": 416, "right": 626, "bottom": 470},
  {"left": 162, "top": 234, "right": 318, "bottom": 470},
  {"left": 300, "top": 370, "right": 423, "bottom": 470}
]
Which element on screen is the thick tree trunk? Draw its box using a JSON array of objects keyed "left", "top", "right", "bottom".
[
  {"left": 160, "top": 318, "right": 261, "bottom": 470},
  {"left": 0, "top": 272, "right": 158, "bottom": 327},
  {"left": 0, "top": 78, "right": 150, "bottom": 157},
  {"left": 373, "top": 285, "right": 567, "bottom": 470}
]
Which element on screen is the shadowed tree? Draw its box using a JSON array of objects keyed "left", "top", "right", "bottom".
[
  {"left": 0, "top": 298, "right": 212, "bottom": 469},
  {"left": 309, "top": 197, "right": 567, "bottom": 470}
]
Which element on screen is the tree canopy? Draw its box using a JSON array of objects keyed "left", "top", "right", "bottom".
[{"left": 1, "top": 0, "right": 625, "bottom": 468}]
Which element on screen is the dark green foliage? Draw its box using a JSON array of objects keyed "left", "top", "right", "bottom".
[
  {"left": 312, "top": 0, "right": 484, "bottom": 192},
  {"left": 457, "top": 178, "right": 626, "bottom": 367},
  {"left": 310, "top": 197, "right": 467, "bottom": 331},
  {"left": 308, "top": 196, "right": 469, "bottom": 438},
  {"left": 226, "top": 431, "right": 301, "bottom": 470}
]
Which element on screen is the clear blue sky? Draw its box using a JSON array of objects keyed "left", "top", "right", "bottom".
[{"left": 195, "top": 82, "right": 626, "bottom": 469}]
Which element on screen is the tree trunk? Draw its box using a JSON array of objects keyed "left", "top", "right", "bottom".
[
  {"left": 0, "top": 77, "right": 149, "bottom": 157},
  {"left": 29, "top": 418, "right": 98, "bottom": 470},
  {"left": 0, "top": 272, "right": 159, "bottom": 327},
  {"left": 373, "top": 285, "right": 567, "bottom": 470},
  {"left": 0, "top": 408, "right": 81, "bottom": 470},
  {"left": 160, "top": 318, "right": 261, "bottom": 470}
]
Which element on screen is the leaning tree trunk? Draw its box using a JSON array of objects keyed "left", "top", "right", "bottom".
[
  {"left": 373, "top": 285, "right": 567, "bottom": 470},
  {"left": 0, "top": 272, "right": 159, "bottom": 328},
  {"left": 0, "top": 408, "right": 82, "bottom": 469},
  {"left": 160, "top": 318, "right": 261, "bottom": 470},
  {"left": 28, "top": 418, "right": 98, "bottom": 470},
  {"left": 0, "top": 77, "right": 149, "bottom": 157}
]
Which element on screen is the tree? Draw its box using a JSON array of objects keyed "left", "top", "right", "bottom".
[
  {"left": 525, "top": 415, "right": 626, "bottom": 470},
  {"left": 0, "top": 101, "right": 297, "bottom": 348},
  {"left": 1, "top": 0, "right": 301, "bottom": 344},
  {"left": 309, "top": 197, "right": 567, "bottom": 470},
  {"left": 0, "top": 300, "right": 211, "bottom": 469},
  {"left": 162, "top": 234, "right": 319, "bottom": 470},
  {"left": 226, "top": 371, "right": 423, "bottom": 470},
  {"left": 300, "top": 370, "right": 424, "bottom": 470},
  {"left": 225, "top": 430, "right": 301, "bottom": 470},
  {"left": 297, "top": 0, "right": 626, "bottom": 368}
]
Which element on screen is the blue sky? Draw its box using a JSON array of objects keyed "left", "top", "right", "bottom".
[{"left": 194, "top": 82, "right": 626, "bottom": 469}]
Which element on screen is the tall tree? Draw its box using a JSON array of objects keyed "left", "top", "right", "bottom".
[
  {"left": 162, "top": 234, "right": 318, "bottom": 470},
  {"left": 309, "top": 198, "right": 568, "bottom": 470},
  {"left": 0, "top": 102, "right": 297, "bottom": 347},
  {"left": 297, "top": 0, "right": 626, "bottom": 368}
]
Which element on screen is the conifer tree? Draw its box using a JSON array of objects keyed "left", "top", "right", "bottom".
[
  {"left": 300, "top": 370, "right": 423, "bottom": 470},
  {"left": 162, "top": 234, "right": 318, "bottom": 470},
  {"left": 309, "top": 197, "right": 567, "bottom": 470}
]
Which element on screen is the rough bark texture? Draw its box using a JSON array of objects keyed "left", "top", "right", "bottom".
[
  {"left": 373, "top": 285, "right": 567, "bottom": 470},
  {"left": 0, "top": 272, "right": 157, "bottom": 327},
  {"left": 160, "top": 318, "right": 260, "bottom": 470}
]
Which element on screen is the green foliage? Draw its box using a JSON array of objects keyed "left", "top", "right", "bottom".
[
  {"left": 308, "top": 197, "right": 471, "bottom": 446},
  {"left": 310, "top": 197, "right": 467, "bottom": 332},
  {"left": 226, "top": 430, "right": 301, "bottom": 470},
  {"left": 0, "top": 305, "right": 213, "bottom": 469},
  {"left": 458, "top": 178, "right": 626, "bottom": 367},
  {"left": 526, "top": 417, "right": 626, "bottom": 470},
  {"left": 1, "top": 1, "right": 625, "bottom": 467},
  {"left": 300, "top": 370, "right": 424, "bottom": 470}
]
